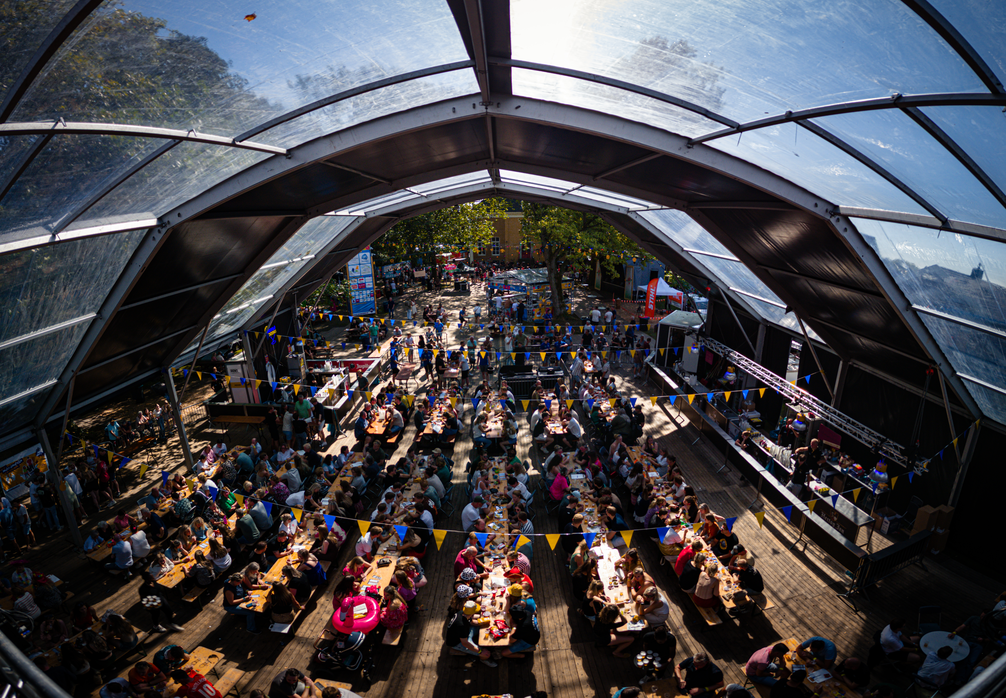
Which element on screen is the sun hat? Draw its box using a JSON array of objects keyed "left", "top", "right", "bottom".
[
  {"left": 459, "top": 568, "right": 477, "bottom": 582},
  {"left": 462, "top": 600, "right": 481, "bottom": 615},
  {"left": 456, "top": 584, "right": 473, "bottom": 599}
]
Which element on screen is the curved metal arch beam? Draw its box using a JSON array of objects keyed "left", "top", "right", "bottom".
[
  {"left": 0, "top": 122, "right": 287, "bottom": 155},
  {"left": 688, "top": 93, "right": 1006, "bottom": 146},
  {"left": 136, "top": 96, "right": 983, "bottom": 421},
  {"left": 898, "top": 0, "right": 1005, "bottom": 94},
  {"left": 0, "top": 0, "right": 104, "bottom": 122},
  {"left": 835, "top": 208, "right": 1006, "bottom": 244}
]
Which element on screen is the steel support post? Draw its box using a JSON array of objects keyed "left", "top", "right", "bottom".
[
  {"left": 36, "top": 428, "right": 83, "bottom": 548},
  {"left": 163, "top": 368, "right": 194, "bottom": 471}
]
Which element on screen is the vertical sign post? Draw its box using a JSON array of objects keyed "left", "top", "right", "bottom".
[{"left": 348, "top": 247, "right": 376, "bottom": 316}]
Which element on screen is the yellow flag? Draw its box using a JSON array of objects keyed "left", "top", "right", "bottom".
[
  {"left": 510, "top": 353, "right": 516, "bottom": 359},
  {"left": 255, "top": 380, "right": 262, "bottom": 388},
  {"left": 515, "top": 535, "right": 531, "bottom": 549},
  {"left": 545, "top": 533, "right": 561, "bottom": 550},
  {"left": 609, "top": 398, "right": 617, "bottom": 407},
  {"left": 522, "top": 400, "right": 530, "bottom": 411},
  {"left": 659, "top": 348, "right": 665, "bottom": 356},
  {"left": 540, "top": 352, "right": 547, "bottom": 361},
  {"left": 759, "top": 388, "right": 766, "bottom": 397},
  {"left": 693, "top": 523, "right": 702, "bottom": 533},
  {"left": 196, "top": 372, "right": 202, "bottom": 380},
  {"left": 365, "top": 391, "right": 372, "bottom": 401},
  {"left": 891, "top": 476, "right": 898, "bottom": 489},
  {"left": 566, "top": 400, "right": 574, "bottom": 409},
  {"left": 338, "top": 315, "right": 343, "bottom": 321},
  {"left": 725, "top": 391, "right": 731, "bottom": 401},
  {"left": 852, "top": 488, "right": 861, "bottom": 502},
  {"left": 432, "top": 349, "right": 439, "bottom": 357},
  {"left": 952, "top": 437, "right": 959, "bottom": 448},
  {"left": 292, "top": 508, "right": 303, "bottom": 522},
  {"left": 433, "top": 529, "right": 448, "bottom": 550},
  {"left": 358, "top": 520, "right": 371, "bottom": 535},
  {"left": 450, "top": 397, "right": 457, "bottom": 408},
  {"left": 140, "top": 463, "right": 148, "bottom": 478},
  {"left": 355, "top": 344, "right": 360, "bottom": 350},
  {"left": 621, "top": 530, "right": 633, "bottom": 547},
  {"left": 650, "top": 396, "right": 658, "bottom": 405},
  {"left": 186, "top": 478, "right": 197, "bottom": 491},
  {"left": 630, "top": 350, "right": 636, "bottom": 358},
  {"left": 234, "top": 494, "right": 244, "bottom": 507},
  {"left": 570, "top": 352, "right": 576, "bottom": 359},
  {"left": 755, "top": 511, "right": 765, "bottom": 528},
  {"left": 790, "top": 381, "right": 796, "bottom": 387},
  {"left": 293, "top": 384, "right": 300, "bottom": 396},
  {"left": 688, "top": 394, "right": 695, "bottom": 404},
  {"left": 807, "top": 500, "right": 817, "bottom": 513}
]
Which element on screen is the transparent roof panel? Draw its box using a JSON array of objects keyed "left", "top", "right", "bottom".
[
  {"left": 258, "top": 69, "right": 479, "bottom": 149},
  {"left": 574, "top": 186, "right": 660, "bottom": 211},
  {"left": 813, "top": 109, "right": 1006, "bottom": 229},
  {"left": 708, "top": 123, "right": 930, "bottom": 215},
  {"left": 512, "top": 68, "right": 724, "bottom": 139},
  {"left": 11, "top": 0, "right": 470, "bottom": 137},
  {"left": 78, "top": 143, "right": 269, "bottom": 224},
  {"left": 639, "top": 209, "right": 736, "bottom": 258},
  {"left": 0, "top": 230, "right": 145, "bottom": 344},
  {"left": 0, "top": 390, "right": 49, "bottom": 441},
  {"left": 0, "top": 134, "right": 157, "bottom": 237},
  {"left": 930, "top": 1, "right": 1006, "bottom": 92},
  {"left": 0, "top": 321, "right": 90, "bottom": 434},
  {"left": 411, "top": 172, "right": 494, "bottom": 195},
  {"left": 922, "top": 314, "right": 1006, "bottom": 425},
  {"left": 499, "top": 170, "right": 578, "bottom": 192},
  {"left": 856, "top": 218, "right": 1006, "bottom": 334},
  {"left": 184, "top": 215, "right": 360, "bottom": 353},
  {"left": 511, "top": 0, "right": 986, "bottom": 124},
  {"left": 0, "top": 0, "right": 80, "bottom": 108},
  {"left": 920, "top": 106, "right": 1006, "bottom": 204},
  {"left": 958, "top": 380, "right": 1006, "bottom": 430}
]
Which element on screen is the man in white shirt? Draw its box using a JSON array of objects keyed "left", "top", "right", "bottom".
[
  {"left": 192, "top": 456, "right": 209, "bottom": 475},
  {"left": 212, "top": 441, "right": 228, "bottom": 457},
  {"left": 917, "top": 647, "right": 955, "bottom": 687},
  {"left": 64, "top": 466, "right": 83, "bottom": 497},
  {"left": 590, "top": 307, "right": 601, "bottom": 324},
  {"left": 507, "top": 476, "right": 530, "bottom": 502},
  {"left": 389, "top": 408, "right": 405, "bottom": 436},
  {"left": 543, "top": 445, "right": 565, "bottom": 471},
  {"left": 355, "top": 526, "right": 384, "bottom": 558},
  {"left": 281, "top": 466, "right": 302, "bottom": 493},
  {"left": 276, "top": 444, "right": 296, "bottom": 464},
  {"left": 570, "top": 353, "right": 585, "bottom": 382},
  {"left": 566, "top": 414, "right": 583, "bottom": 446},
  {"left": 462, "top": 495, "right": 485, "bottom": 531},
  {"left": 84, "top": 530, "right": 104, "bottom": 552},
  {"left": 105, "top": 534, "right": 133, "bottom": 575},
  {"left": 424, "top": 467, "right": 446, "bottom": 499},
  {"left": 129, "top": 529, "right": 151, "bottom": 560},
  {"left": 604, "top": 307, "right": 614, "bottom": 325}
]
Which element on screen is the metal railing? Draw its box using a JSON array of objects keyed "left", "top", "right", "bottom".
[{"left": 0, "top": 628, "right": 72, "bottom": 698}]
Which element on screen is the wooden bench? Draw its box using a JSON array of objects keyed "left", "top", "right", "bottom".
[
  {"left": 212, "top": 668, "right": 244, "bottom": 697},
  {"left": 320, "top": 561, "right": 333, "bottom": 573},
  {"left": 382, "top": 627, "right": 403, "bottom": 646},
  {"left": 182, "top": 585, "right": 211, "bottom": 604}
]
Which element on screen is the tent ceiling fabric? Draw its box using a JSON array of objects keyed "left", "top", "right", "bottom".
[{"left": 2, "top": 0, "right": 1006, "bottom": 442}]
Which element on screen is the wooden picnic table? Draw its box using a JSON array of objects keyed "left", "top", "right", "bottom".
[
  {"left": 780, "top": 637, "right": 863, "bottom": 698},
  {"left": 163, "top": 646, "right": 224, "bottom": 696},
  {"left": 243, "top": 517, "right": 322, "bottom": 612}
]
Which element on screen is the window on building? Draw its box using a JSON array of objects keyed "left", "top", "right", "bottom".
[
  {"left": 476, "top": 241, "right": 486, "bottom": 256},
  {"left": 491, "top": 237, "right": 501, "bottom": 256}
]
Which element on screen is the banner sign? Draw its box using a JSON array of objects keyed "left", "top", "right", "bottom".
[
  {"left": 347, "top": 247, "right": 376, "bottom": 316},
  {"left": 380, "top": 261, "right": 410, "bottom": 279},
  {"left": 0, "top": 445, "right": 46, "bottom": 499},
  {"left": 643, "top": 278, "right": 659, "bottom": 318}
]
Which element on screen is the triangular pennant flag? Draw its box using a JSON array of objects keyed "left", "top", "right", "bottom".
[
  {"left": 365, "top": 391, "right": 373, "bottom": 401},
  {"left": 207, "top": 486, "right": 218, "bottom": 501},
  {"left": 475, "top": 531, "right": 489, "bottom": 548},
  {"left": 659, "top": 348, "right": 665, "bottom": 356},
  {"left": 742, "top": 390, "right": 749, "bottom": 399},
  {"left": 511, "top": 353, "right": 517, "bottom": 359},
  {"left": 358, "top": 520, "right": 371, "bottom": 535},
  {"left": 186, "top": 478, "right": 197, "bottom": 491},
  {"left": 952, "top": 437, "right": 959, "bottom": 448},
  {"left": 909, "top": 472, "right": 915, "bottom": 483},
  {"left": 262, "top": 502, "right": 273, "bottom": 517},
  {"left": 586, "top": 399, "right": 594, "bottom": 409},
  {"left": 724, "top": 391, "right": 731, "bottom": 401},
  {"left": 324, "top": 514, "right": 336, "bottom": 531},
  {"left": 515, "top": 534, "right": 531, "bottom": 549},
  {"left": 496, "top": 353, "right": 501, "bottom": 360},
  {"left": 234, "top": 494, "right": 244, "bottom": 507},
  {"left": 657, "top": 526, "right": 670, "bottom": 543},
  {"left": 472, "top": 397, "right": 480, "bottom": 409},
  {"left": 566, "top": 400, "right": 574, "bottom": 409},
  {"left": 545, "top": 534, "right": 561, "bottom": 550},
  {"left": 140, "top": 463, "right": 148, "bottom": 478},
  {"left": 669, "top": 395, "right": 677, "bottom": 405},
  {"left": 782, "top": 505, "right": 793, "bottom": 522},
  {"left": 759, "top": 388, "right": 766, "bottom": 397},
  {"left": 347, "top": 390, "right": 354, "bottom": 399},
  {"left": 805, "top": 375, "right": 811, "bottom": 384},
  {"left": 545, "top": 400, "right": 552, "bottom": 410},
  {"left": 525, "top": 352, "right": 531, "bottom": 361},
  {"left": 630, "top": 350, "right": 636, "bottom": 358},
  {"left": 871, "top": 482, "right": 878, "bottom": 494},
  {"left": 688, "top": 394, "right": 695, "bottom": 404},
  {"left": 724, "top": 517, "right": 737, "bottom": 532},
  {"left": 270, "top": 381, "right": 278, "bottom": 391},
  {"left": 450, "top": 397, "right": 458, "bottom": 408},
  {"left": 755, "top": 511, "right": 765, "bottom": 528},
  {"left": 582, "top": 532, "right": 597, "bottom": 548},
  {"left": 692, "top": 522, "right": 702, "bottom": 533},
  {"left": 807, "top": 500, "right": 817, "bottom": 512},
  {"left": 541, "top": 352, "right": 547, "bottom": 361},
  {"left": 522, "top": 400, "right": 530, "bottom": 411},
  {"left": 630, "top": 398, "right": 637, "bottom": 407},
  {"left": 832, "top": 494, "right": 840, "bottom": 508},
  {"left": 621, "top": 530, "right": 633, "bottom": 547},
  {"left": 556, "top": 352, "right": 562, "bottom": 360},
  {"left": 196, "top": 372, "right": 202, "bottom": 380},
  {"left": 891, "top": 476, "right": 898, "bottom": 489},
  {"left": 852, "top": 488, "right": 861, "bottom": 503},
  {"left": 500, "top": 400, "right": 508, "bottom": 410},
  {"left": 292, "top": 384, "right": 300, "bottom": 396},
  {"left": 433, "top": 529, "right": 448, "bottom": 550},
  {"left": 394, "top": 525, "right": 409, "bottom": 542},
  {"left": 609, "top": 398, "right": 617, "bottom": 407},
  {"left": 650, "top": 396, "right": 658, "bottom": 405},
  {"left": 291, "top": 508, "right": 303, "bottom": 522},
  {"left": 310, "top": 386, "right": 317, "bottom": 396}
]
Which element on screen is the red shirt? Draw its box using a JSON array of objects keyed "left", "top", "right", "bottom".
[
  {"left": 454, "top": 551, "right": 478, "bottom": 578},
  {"left": 674, "top": 547, "right": 696, "bottom": 577},
  {"left": 175, "top": 672, "right": 221, "bottom": 698}
]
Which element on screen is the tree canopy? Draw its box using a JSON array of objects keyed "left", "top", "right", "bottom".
[
  {"left": 372, "top": 198, "right": 508, "bottom": 264},
  {"left": 520, "top": 203, "right": 652, "bottom": 317}
]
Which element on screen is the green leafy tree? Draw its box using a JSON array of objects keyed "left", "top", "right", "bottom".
[
  {"left": 520, "top": 203, "right": 651, "bottom": 318},
  {"left": 373, "top": 198, "right": 509, "bottom": 263}
]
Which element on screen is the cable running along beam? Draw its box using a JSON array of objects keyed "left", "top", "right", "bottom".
[{"left": 702, "top": 337, "right": 908, "bottom": 468}]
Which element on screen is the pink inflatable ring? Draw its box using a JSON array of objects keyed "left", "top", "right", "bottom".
[{"left": 331, "top": 595, "right": 380, "bottom": 634}]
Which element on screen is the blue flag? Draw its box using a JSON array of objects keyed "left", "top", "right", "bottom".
[
  {"left": 630, "top": 398, "right": 637, "bottom": 407},
  {"left": 909, "top": 471, "right": 916, "bottom": 483},
  {"left": 657, "top": 526, "right": 669, "bottom": 543},
  {"left": 475, "top": 532, "right": 488, "bottom": 548},
  {"left": 162, "top": 470, "right": 169, "bottom": 485},
  {"left": 207, "top": 486, "right": 218, "bottom": 501},
  {"left": 262, "top": 502, "right": 273, "bottom": 517},
  {"left": 586, "top": 399, "right": 594, "bottom": 409},
  {"left": 501, "top": 400, "right": 508, "bottom": 410},
  {"left": 669, "top": 395, "right": 677, "bottom": 405},
  {"left": 805, "top": 375, "right": 811, "bottom": 384},
  {"left": 394, "top": 525, "right": 409, "bottom": 542},
  {"left": 724, "top": 516, "right": 737, "bottom": 532},
  {"left": 782, "top": 505, "right": 793, "bottom": 522},
  {"left": 742, "top": 390, "right": 749, "bottom": 399},
  {"left": 270, "top": 381, "right": 278, "bottom": 391},
  {"left": 472, "top": 398, "right": 480, "bottom": 409},
  {"left": 545, "top": 400, "right": 552, "bottom": 410},
  {"left": 324, "top": 515, "right": 337, "bottom": 530},
  {"left": 832, "top": 494, "right": 840, "bottom": 508},
  {"left": 583, "top": 532, "right": 597, "bottom": 548},
  {"left": 347, "top": 390, "right": 354, "bottom": 399}
]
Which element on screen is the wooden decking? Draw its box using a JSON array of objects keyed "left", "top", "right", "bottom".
[{"left": 31, "top": 369, "right": 1002, "bottom": 698}]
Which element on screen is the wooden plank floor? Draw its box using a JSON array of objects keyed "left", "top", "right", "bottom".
[{"left": 27, "top": 290, "right": 1005, "bottom": 698}]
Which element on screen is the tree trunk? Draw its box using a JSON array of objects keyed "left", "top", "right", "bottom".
[{"left": 545, "top": 245, "right": 563, "bottom": 320}]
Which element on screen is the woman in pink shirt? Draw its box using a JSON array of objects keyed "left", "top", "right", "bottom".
[{"left": 549, "top": 467, "right": 569, "bottom": 502}]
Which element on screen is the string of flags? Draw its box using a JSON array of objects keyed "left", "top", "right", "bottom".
[
  {"left": 61, "top": 433, "right": 155, "bottom": 481},
  {"left": 916, "top": 418, "right": 980, "bottom": 472}
]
